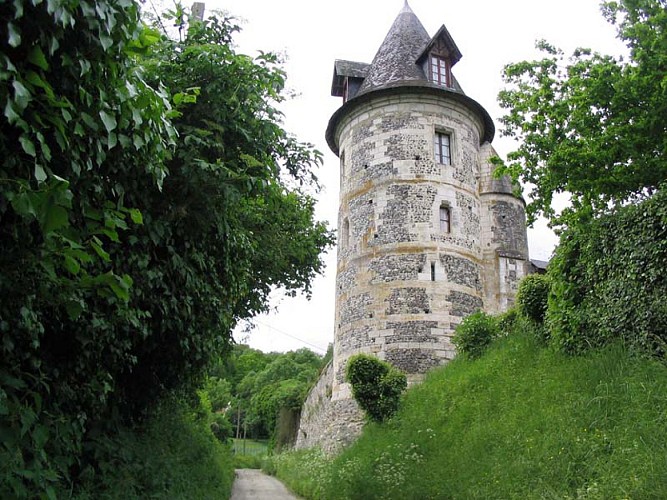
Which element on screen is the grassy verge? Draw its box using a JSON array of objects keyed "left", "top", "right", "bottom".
[
  {"left": 274, "top": 328, "right": 667, "bottom": 499},
  {"left": 232, "top": 438, "right": 269, "bottom": 469},
  {"left": 263, "top": 448, "right": 331, "bottom": 498},
  {"left": 68, "top": 396, "right": 235, "bottom": 499}
]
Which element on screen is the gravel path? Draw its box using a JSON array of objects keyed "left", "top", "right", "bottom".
[{"left": 230, "top": 469, "right": 301, "bottom": 500}]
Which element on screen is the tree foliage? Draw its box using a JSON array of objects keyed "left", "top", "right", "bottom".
[
  {"left": 0, "top": 2, "right": 333, "bottom": 495},
  {"left": 497, "top": 0, "right": 667, "bottom": 227},
  {"left": 203, "top": 345, "right": 323, "bottom": 444},
  {"left": 345, "top": 354, "right": 407, "bottom": 423}
]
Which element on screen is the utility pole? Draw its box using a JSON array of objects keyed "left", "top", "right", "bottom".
[{"left": 191, "top": 2, "right": 205, "bottom": 21}]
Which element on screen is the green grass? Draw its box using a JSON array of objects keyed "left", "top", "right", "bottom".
[
  {"left": 232, "top": 438, "right": 269, "bottom": 456},
  {"left": 274, "top": 326, "right": 667, "bottom": 499},
  {"left": 232, "top": 438, "right": 269, "bottom": 469}
]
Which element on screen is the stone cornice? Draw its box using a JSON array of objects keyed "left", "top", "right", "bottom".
[{"left": 326, "top": 82, "right": 495, "bottom": 156}]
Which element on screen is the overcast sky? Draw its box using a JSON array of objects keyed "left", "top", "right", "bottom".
[{"left": 191, "top": 0, "right": 626, "bottom": 354}]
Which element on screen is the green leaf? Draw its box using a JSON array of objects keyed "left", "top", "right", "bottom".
[
  {"left": 64, "top": 254, "right": 80, "bottom": 275},
  {"left": 4, "top": 100, "right": 20, "bottom": 123},
  {"left": 11, "top": 191, "right": 38, "bottom": 218},
  {"left": 64, "top": 300, "right": 84, "bottom": 320},
  {"left": 34, "top": 165, "right": 47, "bottom": 182},
  {"left": 80, "top": 112, "right": 98, "bottom": 130},
  {"left": 27, "top": 45, "right": 49, "bottom": 70},
  {"left": 99, "top": 110, "right": 117, "bottom": 132},
  {"left": 129, "top": 208, "right": 143, "bottom": 224},
  {"left": 32, "top": 424, "right": 49, "bottom": 448},
  {"left": 25, "top": 70, "right": 53, "bottom": 96},
  {"left": 100, "top": 34, "right": 113, "bottom": 51},
  {"left": 42, "top": 205, "right": 68, "bottom": 234},
  {"left": 90, "top": 238, "right": 110, "bottom": 262},
  {"left": 109, "top": 274, "right": 133, "bottom": 301},
  {"left": 20, "top": 136, "right": 36, "bottom": 157},
  {"left": 7, "top": 23, "right": 21, "bottom": 48},
  {"left": 12, "top": 80, "right": 30, "bottom": 101}
]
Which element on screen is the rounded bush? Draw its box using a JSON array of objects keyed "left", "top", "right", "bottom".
[
  {"left": 516, "top": 273, "right": 550, "bottom": 323},
  {"left": 345, "top": 354, "right": 407, "bottom": 423},
  {"left": 452, "top": 311, "right": 499, "bottom": 359}
]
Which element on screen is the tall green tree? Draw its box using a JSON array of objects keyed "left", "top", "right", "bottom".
[
  {"left": 497, "top": 0, "right": 666, "bottom": 227},
  {"left": 1, "top": 1, "right": 173, "bottom": 495},
  {"left": 0, "top": 2, "right": 333, "bottom": 495}
]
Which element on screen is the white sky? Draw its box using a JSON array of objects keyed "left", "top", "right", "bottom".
[{"left": 192, "top": 0, "right": 626, "bottom": 354}]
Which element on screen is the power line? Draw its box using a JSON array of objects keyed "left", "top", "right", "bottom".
[{"left": 240, "top": 319, "right": 329, "bottom": 354}]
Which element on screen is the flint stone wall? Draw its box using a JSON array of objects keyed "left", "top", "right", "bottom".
[
  {"left": 296, "top": 92, "right": 529, "bottom": 454},
  {"left": 294, "top": 362, "right": 364, "bottom": 454}
]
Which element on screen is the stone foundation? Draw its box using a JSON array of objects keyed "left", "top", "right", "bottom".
[{"left": 294, "top": 362, "right": 364, "bottom": 454}]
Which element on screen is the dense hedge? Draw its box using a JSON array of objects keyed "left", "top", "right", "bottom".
[
  {"left": 548, "top": 188, "right": 667, "bottom": 356},
  {"left": 516, "top": 274, "right": 550, "bottom": 324}
]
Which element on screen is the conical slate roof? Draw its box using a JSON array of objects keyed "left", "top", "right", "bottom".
[{"left": 357, "top": 2, "right": 430, "bottom": 94}]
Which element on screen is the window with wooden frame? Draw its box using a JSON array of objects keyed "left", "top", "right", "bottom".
[
  {"left": 434, "top": 131, "right": 451, "bottom": 165},
  {"left": 439, "top": 204, "right": 451, "bottom": 233},
  {"left": 430, "top": 55, "right": 451, "bottom": 87}
]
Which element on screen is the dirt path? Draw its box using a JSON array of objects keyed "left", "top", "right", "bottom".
[{"left": 230, "top": 469, "right": 301, "bottom": 500}]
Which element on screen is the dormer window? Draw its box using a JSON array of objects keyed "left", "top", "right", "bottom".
[{"left": 430, "top": 55, "right": 451, "bottom": 87}]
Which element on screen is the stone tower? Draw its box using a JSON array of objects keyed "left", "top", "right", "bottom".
[{"left": 296, "top": 2, "right": 529, "bottom": 453}]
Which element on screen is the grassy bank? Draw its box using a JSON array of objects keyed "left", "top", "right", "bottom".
[
  {"left": 68, "top": 397, "right": 235, "bottom": 499},
  {"left": 272, "top": 328, "right": 667, "bottom": 498}
]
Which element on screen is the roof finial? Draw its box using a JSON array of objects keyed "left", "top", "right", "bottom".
[{"left": 400, "top": 0, "right": 413, "bottom": 14}]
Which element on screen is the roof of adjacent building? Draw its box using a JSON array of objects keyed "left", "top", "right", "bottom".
[
  {"left": 331, "top": 60, "right": 369, "bottom": 97},
  {"left": 530, "top": 259, "right": 549, "bottom": 271}
]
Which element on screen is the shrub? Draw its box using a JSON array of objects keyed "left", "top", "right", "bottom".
[
  {"left": 452, "top": 311, "right": 499, "bottom": 359},
  {"left": 516, "top": 274, "right": 550, "bottom": 323},
  {"left": 345, "top": 355, "right": 407, "bottom": 423},
  {"left": 497, "top": 307, "right": 519, "bottom": 336}
]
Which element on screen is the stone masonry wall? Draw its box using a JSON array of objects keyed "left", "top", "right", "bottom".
[
  {"left": 294, "top": 362, "right": 364, "bottom": 454},
  {"left": 479, "top": 143, "right": 530, "bottom": 314},
  {"left": 296, "top": 93, "right": 528, "bottom": 454},
  {"left": 331, "top": 93, "right": 487, "bottom": 404}
]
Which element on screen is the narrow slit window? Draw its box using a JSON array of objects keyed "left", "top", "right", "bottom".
[
  {"left": 440, "top": 205, "right": 451, "bottom": 233},
  {"left": 342, "top": 218, "right": 350, "bottom": 248},
  {"left": 434, "top": 132, "right": 451, "bottom": 165},
  {"left": 430, "top": 262, "right": 436, "bottom": 282},
  {"left": 340, "top": 150, "right": 346, "bottom": 183}
]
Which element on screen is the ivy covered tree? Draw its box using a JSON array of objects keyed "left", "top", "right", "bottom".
[
  {"left": 497, "top": 0, "right": 666, "bottom": 227},
  {"left": 0, "top": 2, "right": 333, "bottom": 496}
]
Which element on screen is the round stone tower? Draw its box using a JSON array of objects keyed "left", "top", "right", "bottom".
[
  {"left": 295, "top": 2, "right": 529, "bottom": 453},
  {"left": 327, "top": 2, "right": 528, "bottom": 400}
]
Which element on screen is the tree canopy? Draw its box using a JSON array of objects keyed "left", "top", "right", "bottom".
[
  {"left": 497, "top": 0, "right": 666, "bottom": 227},
  {"left": 0, "top": 2, "right": 333, "bottom": 495},
  {"left": 203, "top": 345, "right": 324, "bottom": 445}
]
